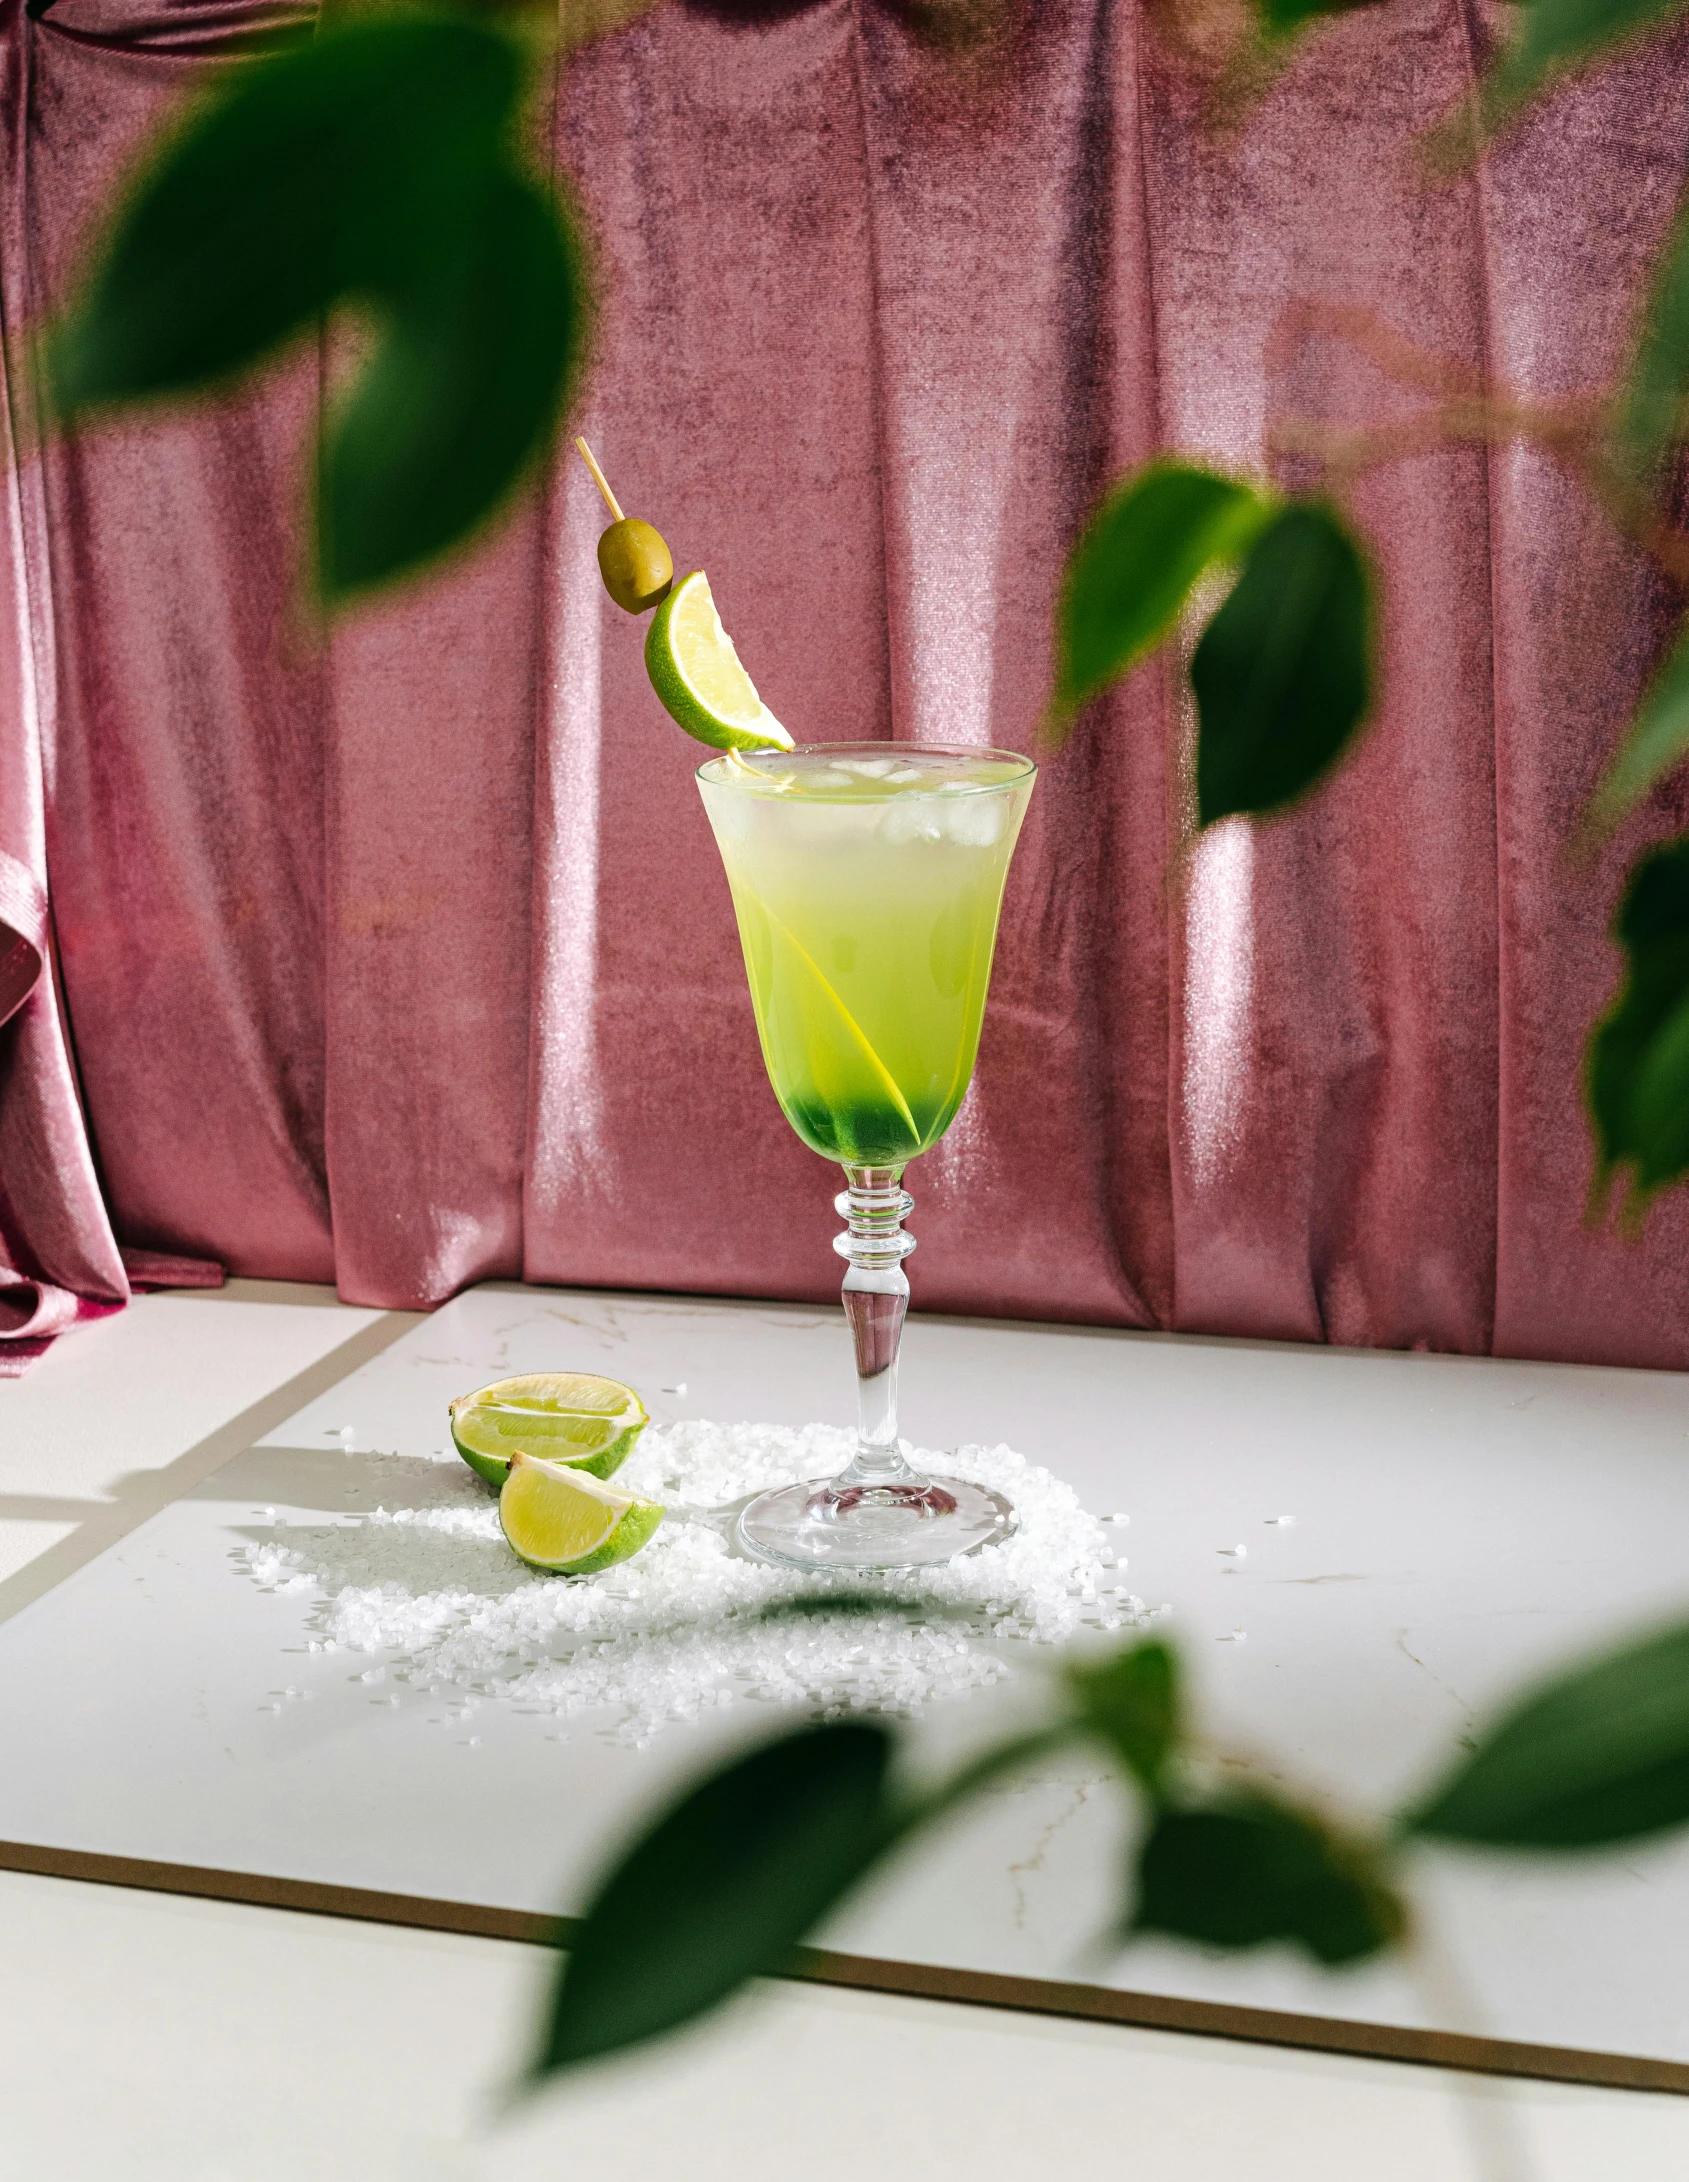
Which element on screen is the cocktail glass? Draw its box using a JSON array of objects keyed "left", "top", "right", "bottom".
[{"left": 697, "top": 742, "right": 1037, "bottom": 1571}]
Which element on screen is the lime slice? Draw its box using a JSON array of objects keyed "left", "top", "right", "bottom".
[
  {"left": 499, "top": 1452, "right": 665, "bottom": 1576},
  {"left": 747, "top": 890, "right": 918, "bottom": 1144},
  {"left": 449, "top": 1372, "right": 648, "bottom": 1489},
  {"left": 644, "top": 571, "right": 794, "bottom": 753}
]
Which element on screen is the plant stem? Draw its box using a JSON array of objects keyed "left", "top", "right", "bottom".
[{"left": 1267, "top": 303, "right": 1689, "bottom": 590}]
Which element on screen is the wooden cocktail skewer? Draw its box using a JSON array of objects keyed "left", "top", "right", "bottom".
[
  {"left": 575, "top": 437, "right": 625, "bottom": 523},
  {"left": 576, "top": 439, "right": 787, "bottom": 759},
  {"left": 576, "top": 439, "right": 672, "bottom": 613}
]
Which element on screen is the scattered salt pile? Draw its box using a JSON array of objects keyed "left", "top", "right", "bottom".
[{"left": 242, "top": 1421, "right": 1148, "bottom": 1744}]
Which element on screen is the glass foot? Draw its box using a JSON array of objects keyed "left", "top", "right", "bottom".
[{"left": 736, "top": 1474, "right": 1017, "bottom": 1572}]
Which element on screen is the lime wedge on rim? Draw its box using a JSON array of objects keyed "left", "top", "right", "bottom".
[
  {"left": 449, "top": 1372, "right": 648, "bottom": 1488},
  {"left": 499, "top": 1452, "right": 664, "bottom": 1576},
  {"left": 644, "top": 571, "right": 794, "bottom": 753}
]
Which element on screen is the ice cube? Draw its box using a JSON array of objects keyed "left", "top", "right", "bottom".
[
  {"left": 797, "top": 800, "right": 882, "bottom": 848},
  {"left": 838, "top": 758, "right": 896, "bottom": 777},
  {"left": 879, "top": 800, "right": 945, "bottom": 846},
  {"left": 941, "top": 797, "right": 1004, "bottom": 848}
]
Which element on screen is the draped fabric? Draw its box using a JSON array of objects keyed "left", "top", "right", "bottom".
[
  {"left": 0, "top": 0, "right": 122, "bottom": 1368},
  {"left": 5, "top": 0, "right": 1689, "bottom": 1366}
]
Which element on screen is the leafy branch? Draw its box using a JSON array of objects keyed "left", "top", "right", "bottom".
[
  {"left": 45, "top": 5, "right": 594, "bottom": 601},
  {"left": 522, "top": 1611, "right": 1689, "bottom": 2084},
  {"left": 1048, "top": 205, "right": 1689, "bottom": 1218}
]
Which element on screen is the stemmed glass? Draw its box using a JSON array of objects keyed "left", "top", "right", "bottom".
[{"left": 697, "top": 742, "right": 1036, "bottom": 1571}]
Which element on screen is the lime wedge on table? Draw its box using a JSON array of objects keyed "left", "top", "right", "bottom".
[
  {"left": 645, "top": 571, "right": 794, "bottom": 753},
  {"left": 449, "top": 1372, "right": 648, "bottom": 1488},
  {"left": 499, "top": 1453, "right": 664, "bottom": 1576}
]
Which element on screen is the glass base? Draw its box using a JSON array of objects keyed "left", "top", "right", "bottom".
[{"left": 736, "top": 1473, "right": 1018, "bottom": 1572}]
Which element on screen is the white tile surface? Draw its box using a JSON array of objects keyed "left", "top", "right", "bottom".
[
  {"left": 0, "top": 1282, "right": 396, "bottom": 1595},
  {"left": 0, "top": 1870, "right": 1684, "bottom": 2182},
  {"left": 2, "top": 1283, "right": 1689, "bottom": 2072}
]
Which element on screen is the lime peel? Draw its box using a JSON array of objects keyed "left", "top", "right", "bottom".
[
  {"left": 499, "top": 1451, "right": 665, "bottom": 1576},
  {"left": 449, "top": 1371, "right": 648, "bottom": 1488},
  {"left": 645, "top": 571, "right": 793, "bottom": 753}
]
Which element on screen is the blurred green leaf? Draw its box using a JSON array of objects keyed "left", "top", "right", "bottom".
[
  {"left": 1050, "top": 462, "right": 1269, "bottom": 729},
  {"left": 1191, "top": 500, "right": 1373, "bottom": 826},
  {"left": 1481, "top": 0, "right": 1688, "bottom": 126},
  {"left": 1134, "top": 1795, "right": 1403, "bottom": 1966},
  {"left": 1585, "top": 618, "right": 1689, "bottom": 837},
  {"left": 530, "top": 1722, "right": 895, "bottom": 2080},
  {"left": 53, "top": 8, "right": 585, "bottom": 599},
  {"left": 320, "top": 168, "right": 583, "bottom": 593},
  {"left": 1258, "top": 0, "right": 1384, "bottom": 36},
  {"left": 1068, "top": 1640, "right": 1181, "bottom": 1797},
  {"left": 1614, "top": 203, "right": 1689, "bottom": 486},
  {"left": 1588, "top": 835, "right": 1689, "bottom": 1211},
  {"left": 1409, "top": 1621, "right": 1689, "bottom": 1850},
  {"left": 53, "top": 13, "right": 517, "bottom": 405}
]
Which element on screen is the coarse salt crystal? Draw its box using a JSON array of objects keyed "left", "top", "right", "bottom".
[{"left": 235, "top": 1420, "right": 1148, "bottom": 1744}]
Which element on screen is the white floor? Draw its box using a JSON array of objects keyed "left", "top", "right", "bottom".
[{"left": 1, "top": 1283, "right": 1686, "bottom": 2181}]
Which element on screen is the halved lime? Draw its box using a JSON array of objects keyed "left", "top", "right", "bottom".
[
  {"left": 644, "top": 571, "right": 793, "bottom": 753},
  {"left": 499, "top": 1452, "right": 664, "bottom": 1576},
  {"left": 449, "top": 1372, "right": 648, "bottom": 1489}
]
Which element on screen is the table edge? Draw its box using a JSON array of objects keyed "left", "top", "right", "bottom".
[{"left": 1, "top": 1838, "right": 1679, "bottom": 2096}]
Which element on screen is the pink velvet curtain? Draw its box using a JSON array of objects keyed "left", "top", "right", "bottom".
[{"left": 6, "top": 0, "right": 1689, "bottom": 1367}]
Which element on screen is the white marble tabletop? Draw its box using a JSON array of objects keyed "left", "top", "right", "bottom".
[
  {"left": 5, "top": 1281, "right": 1689, "bottom": 2085},
  {"left": 3, "top": 1280, "right": 1689, "bottom": 2178}
]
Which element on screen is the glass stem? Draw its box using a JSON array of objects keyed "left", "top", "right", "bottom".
[{"left": 833, "top": 1165, "right": 921, "bottom": 1489}]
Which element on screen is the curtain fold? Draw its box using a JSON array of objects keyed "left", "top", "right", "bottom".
[
  {"left": 5, "top": 0, "right": 1689, "bottom": 1366},
  {"left": 0, "top": 0, "right": 131, "bottom": 1366}
]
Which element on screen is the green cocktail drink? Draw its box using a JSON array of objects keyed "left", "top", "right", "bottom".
[
  {"left": 697, "top": 747, "right": 1034, "bottom": 1167},
  {"left": 698, "top": 742, "right": 1037, "bottom": 1572},
  {"left": 576, "top": 425, "right": 1038, "bottom": 1568}
]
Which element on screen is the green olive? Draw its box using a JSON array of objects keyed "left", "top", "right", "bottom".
[{"left": 597, "top": 517, "right": 673, "bottom": 614}]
